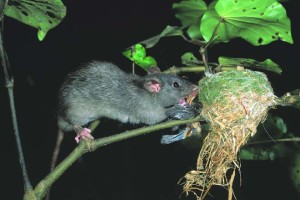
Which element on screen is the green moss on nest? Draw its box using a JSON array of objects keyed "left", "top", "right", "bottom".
[
  {"left": 199, "top": 69, "right": 274, "bottom": 105},
  {"left": 183, "top": 69, "right": 277, "bottom": 199}
]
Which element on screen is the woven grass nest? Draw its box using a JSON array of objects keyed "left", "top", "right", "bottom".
[{"left": 182, "top": 68, "right": 277, "bottom": 199}]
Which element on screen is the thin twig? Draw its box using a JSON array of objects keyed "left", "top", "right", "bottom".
[
  {"left": 0, "top": 0, "right": 33, "bottom": 193},
  {"left": 163, "top": 65, "right": 237, "bottom": 75},
  {"left": 244, "top": 137, "right": 300, "bottom": 146},
  {"left": 200, "top": 17, "right": 224, "bottom": 76},
  {"left": 163, "top": 66, "right": 206, "bottom": 74}
]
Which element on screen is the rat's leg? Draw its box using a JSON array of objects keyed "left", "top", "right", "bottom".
[{"left": 74, "top": 125, "right": 94, "bottom": 143}]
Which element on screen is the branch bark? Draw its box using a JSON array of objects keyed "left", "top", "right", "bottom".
[
  {"left": 24, "top": 116, "right": 201, "bottom": 200},
  {"left": 0, "top": 0, "right": 33, "bottom": 194}
]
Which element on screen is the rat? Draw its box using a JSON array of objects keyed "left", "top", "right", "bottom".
[
  {"left": 46, "top": 61, "right": 198, "bottom": 199},
  {"left": 56, "top": 61, "right": 198, "bottom": 143}
]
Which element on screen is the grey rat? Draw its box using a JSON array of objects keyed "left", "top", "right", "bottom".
[
  {"left": 47, "top": 61, "right": 199, "bottom": 199},
  {"left": 57, "top": 61, "right": 198, "bottom": 142}
]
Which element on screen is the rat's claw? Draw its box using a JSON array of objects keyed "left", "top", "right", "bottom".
[{"left": 75, "top": 128, "right": 94, "bottom": 143}]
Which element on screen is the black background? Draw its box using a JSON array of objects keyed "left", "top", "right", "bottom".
[{"left": 1, "top": 0, "right": 300, "bottom": 200}]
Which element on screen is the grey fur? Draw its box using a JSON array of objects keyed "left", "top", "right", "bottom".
[{"left": 57, "top": 61, "right": 198, "bottom": 131}]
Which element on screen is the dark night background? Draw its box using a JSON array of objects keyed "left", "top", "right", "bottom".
[{"left": 1, "top": 0, "right": 300, "bottom": 200}]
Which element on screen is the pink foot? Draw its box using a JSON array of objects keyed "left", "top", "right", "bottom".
[{"left": 75, "top": 128, "right": 94, "bottom": 143}]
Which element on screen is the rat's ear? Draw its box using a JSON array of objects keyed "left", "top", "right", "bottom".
[
  {"left": 147, "top": 66, "right": 161, "bottom": 74},
  {"left": 144, "top": 78, "right": 162, "bottom": 93}
]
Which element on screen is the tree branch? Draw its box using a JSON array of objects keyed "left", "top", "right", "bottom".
[
  {"left": 0, "top": 0, "right": 33, "bottom": 194},
  {"left": 163, "top": 65, "right": 237, "bottom": 75},
  {"left": 24, "top": 116, "right": 201, "bottom": 200},
  {"left": 163, "top": 66, "right": 206, "bottom": 74}
]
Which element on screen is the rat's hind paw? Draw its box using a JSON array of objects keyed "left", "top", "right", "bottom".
[{"left": 74, "top": 127, "right": 94, "bottom": 143}]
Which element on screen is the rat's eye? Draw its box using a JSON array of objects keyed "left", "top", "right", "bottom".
[{"left": 173, "top": 81, "right": 180, "bottom": 88}]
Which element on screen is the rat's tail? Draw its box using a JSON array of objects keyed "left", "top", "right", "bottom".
[
  {"left": 46, "top": 129, "right": 65, "bottom": 200},
  {"left": 50, "top": 129, "right": 64, "bottom": 170}
]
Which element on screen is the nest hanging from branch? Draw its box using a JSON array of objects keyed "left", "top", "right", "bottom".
[{"left": 181, "top": 68, "right": 277, "bottom": 200}]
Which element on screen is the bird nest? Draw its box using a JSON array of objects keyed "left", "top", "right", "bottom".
[{"left": 181, "top": 68, "right": 277, "bottom": 199}]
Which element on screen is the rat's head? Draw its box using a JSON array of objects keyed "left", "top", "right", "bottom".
[{"left": 143, "top": 74, "right": 198, "bottom": 107}]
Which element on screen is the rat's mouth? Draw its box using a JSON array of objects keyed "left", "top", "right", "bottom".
[
  {"left": 191, "top": 87, "right": 199, "bottom": 98},
  {"left": 180, "top": 87, "right": 199, "bottom": 106}
]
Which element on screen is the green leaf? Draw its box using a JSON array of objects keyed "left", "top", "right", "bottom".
[
  {"left": 122, "top": 49, "right": 133, "bottom": 61},
  {"left": 240, "top": 146, "right": 276, "bottom": 160},
  {"left": 135, "top": 26, "right": 184, "bottom": 48},
  {"left": 173, "top": 0, "right": 207, "bottom": 26},
  {"left": 122, "top": 44, "right": 157, "bottom": 71},
  {"left": 186, "top": 22, "right": 202, "bottom": 40},
  {"left": 240, "top": 143, "right": 291, "bottom": 161},
  {"left": 218, "top": 57, "right": 282, "bottom": 74},
  {"left": 172, "top": 0, "right": 207, "bottom": 40},
  {"left": 248, "top": 114, "right": 287, "bottom": 143},
  {"left": 181, "top": 52, "right": 201, "bottom": 66},
  {"left": 257, "top": 114, "right": 287, "bottom": 138},
  {"left": 132, "top": 44, "right": 146, "bottom": 61},
  {"left": 200, "top": 0, "right": 293, "bottom": 46},
  {"left": 271, "top": 116, "right": 287, "bottom": 135},
  {"left": 136, "top": 56, "right": 157, "bottom": 70},
  {"left": 123, "top": 44, "right": 146, "bottom": 62},
  {"left": 289, "top": 151, "right": 300, "bottom": 194},
  {"left": 4, "top": 0, "right": 66, "bottom": 41}
]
